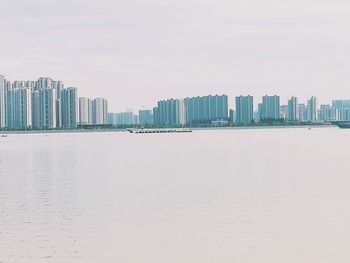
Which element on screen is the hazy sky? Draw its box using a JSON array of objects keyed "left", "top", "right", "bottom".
[{"left": 1, "top": 0, "right": 350, "bottom": 111}]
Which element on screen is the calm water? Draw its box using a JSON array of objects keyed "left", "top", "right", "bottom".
[{"left": 1, "top": 128, "right": 350, "bottom": 262}]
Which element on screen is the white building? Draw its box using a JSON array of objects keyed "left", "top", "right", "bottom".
[
  {"left": 79, "top": 97, "right": 93, "bottom": 125},
  {"left": 178, "top": 99, "right": 186, "bottom": 126},
  {"left": 92, "top": 98, "right": 108, "bottom": 125},
  {"left": 307, "top": 96, "right": 318, "bottom": 122}
]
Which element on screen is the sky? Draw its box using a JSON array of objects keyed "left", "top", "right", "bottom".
[{"left": 1, "top": 0, "right": 350, "bottom": 112}]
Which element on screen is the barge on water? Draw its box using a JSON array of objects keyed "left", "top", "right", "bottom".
[{"left": 127, "top": 128, "right": 192, "bottom": 134}]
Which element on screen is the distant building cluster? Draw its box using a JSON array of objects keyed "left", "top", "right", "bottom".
[
  {"left": 233, "top": 95, "right": 350, "bottom": 124},
  {"left": 0, "top": 74, "right": 107, "bottom": 129},
  {"left": 2, "top": 73, "right": 350, "bottom": 130},
  {"left": 149, "top": 95, "right": 350, "bottom": 126},
  {"left": 108, "top": 95, "right": 229, "bottom": 127}
]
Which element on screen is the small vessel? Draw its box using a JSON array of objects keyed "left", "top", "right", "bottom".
[
  {"left": 127, "top": 128, "right": 192, "bottom": 134},
  {"left": 1, "top": 134, "right": 8, "bottom": 138}
]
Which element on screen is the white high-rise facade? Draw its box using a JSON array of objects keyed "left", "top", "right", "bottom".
[
  {"left": 79, "top": 97, "right": 93, "bottom": 125},
  {"left": 178, "top": 99, "right": 186, "bottom": 126},
  {"left": 307, "top": 96, "right": 318, "bottom": 122},
  {"left": 92, "top": 98, "right": 108, "bottom": 125}
]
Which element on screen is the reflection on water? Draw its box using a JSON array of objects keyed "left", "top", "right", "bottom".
[{"left": 1, "top": 128, "right": 350, "bottom": 262}]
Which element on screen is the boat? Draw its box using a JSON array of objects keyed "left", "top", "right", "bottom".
[
  {"left": 127, "top": 128, "right": 192, "bottom": 134},
  {"left": 1, "top": 134, "right": 8, "bottom": 138}
]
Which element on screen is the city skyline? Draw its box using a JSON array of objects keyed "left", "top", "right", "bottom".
[
  {"left": 2, "top": 73, "right": 350, "bottom": 129},
  {"left": 2, "top": 72, "right": 350, "bottom": 113},
  {"left": 0, "top": 74, "right": 109, "bottom": 130},
  {"left": 2, "top": 73, "right": 350, "bottom": 113}
]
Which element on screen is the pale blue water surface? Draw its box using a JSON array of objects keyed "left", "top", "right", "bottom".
[{"left": 1, "top": 128, "right": 350, "bottom": 262}]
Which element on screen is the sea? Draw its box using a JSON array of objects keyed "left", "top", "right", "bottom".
[{"left": 1, "top": 127, "right": 350, "bottom": 262}]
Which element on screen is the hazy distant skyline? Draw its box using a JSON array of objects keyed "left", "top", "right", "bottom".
[{"left": 1, "top": 0, "right": 350, "bottom": 111}]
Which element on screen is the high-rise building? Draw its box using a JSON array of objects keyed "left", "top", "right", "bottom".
[
  {"left": 229, "top": 109, "right": 236, "bottom": 125},
  {"left": 0, "top": 74, "right": 5, "bottom": 128},
  {"left": 280, "top": 105, "right": 288, "bottom": 120},
  {"left": 13, "top": 81, "right": 35, "bottom": 89},
  {"left": 254, "top": 110, "right": 260, "bottom": 122},
  {"left": 307, "top": 96, "right": 318, "bottom": 122},
  {"left": 235, "top": 95, "right": 254, "bottom": 124},
  {"left": 107, "top": 113, "right": 117, "bottom": 125},
  {"left": 61, "top": 87, "right": 78, "bottom": 128},
  {"left": 258, "top": 103, "right": 263, "bottom": 121},
  {"left": 39, "top": 88, "right": 57, "bottom": 129},
  {"left": 332, "top": 100, "right": 350, "bottom": 109},
  {"left": 108, "top": 112, "right": 134, "bottom": 125},
  {"left": 35, "top": 78, "right": 63, "bottom": 97},
  {"left": 34, "top": 78, "right": 63, "bottom": 127},
  {"left": 288, "top": 96, "right": 299, "bottom": 121},
  {"left": 6, "top": 87, "right": 14, "bottom": 129},
  {"left": 56, "top": 98, "right": 62, "bottom": 128},
  {"left": 79, "top": 97, "right": 93, "bottom": 125},
  {"left": 92, "top": 98, "right": 108, "bottom": 125},
  {"left": 178, "top": 99, "right": 186, "bottom": 125},
  {"left": 32, "top": 90, "right": 40, "bottom": 129},
  {"left": 338, "top": 108, "right": 350, "bottom": 121},
  {"left": 107, "top": 111, "right": 140, "bottom": 126},
  {"left": 153, "top": 99, "right": 186, "bottom": 126},
  {"left": 133, "top": 115, "right": 139, "bottom": 125},
  {"left": 52, "top": 81, "right": 64, "bottom": 99},
  {"left": 332, "top": 100, "right": 350, "bottom": 121},
  {"left": 36, "top": 77, "right": 53, "bottom": 90},
  {"left": 153, "top": 107, "right": 159, "bottom": 125},
  {"left": 139, "top": 109, "right": 154, "bottom": 125},
  {"left": 298, "top": 104, "right": 307, "bottom": 122},
  {"left": 260, "top": 95, "right": 280, "bottom": 120},
  {"left": 319, "top": 104, "right": 338, "bottom": 121},
  {"left": 319, "top": 104, "right": 328, "bottom": 121},
  {"left": 7, "top": 81, "right": 34, "bottom": 129},
  {"left": 343, "top": 109, "right": 350, "bottom": 121},
  {"left": 184, "top": 95, "right": 228, "bottom": 124},
  {"left": 326, "top": 106, "right": 338, "bottom": 121},
  {"left": 12, "top": 88, "right": 32, "bottom": 129}
]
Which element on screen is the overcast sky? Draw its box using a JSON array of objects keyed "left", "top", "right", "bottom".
[{"left": 1, "top": 0, "right": 350, "bottom": 111}]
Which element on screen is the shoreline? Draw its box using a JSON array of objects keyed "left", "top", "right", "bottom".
[
  {"left": 0, "top": 125, "right": 339, "bottom": 135},
  {"left": 192, "top": 125, "right": 338, "bottom": 131}
]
